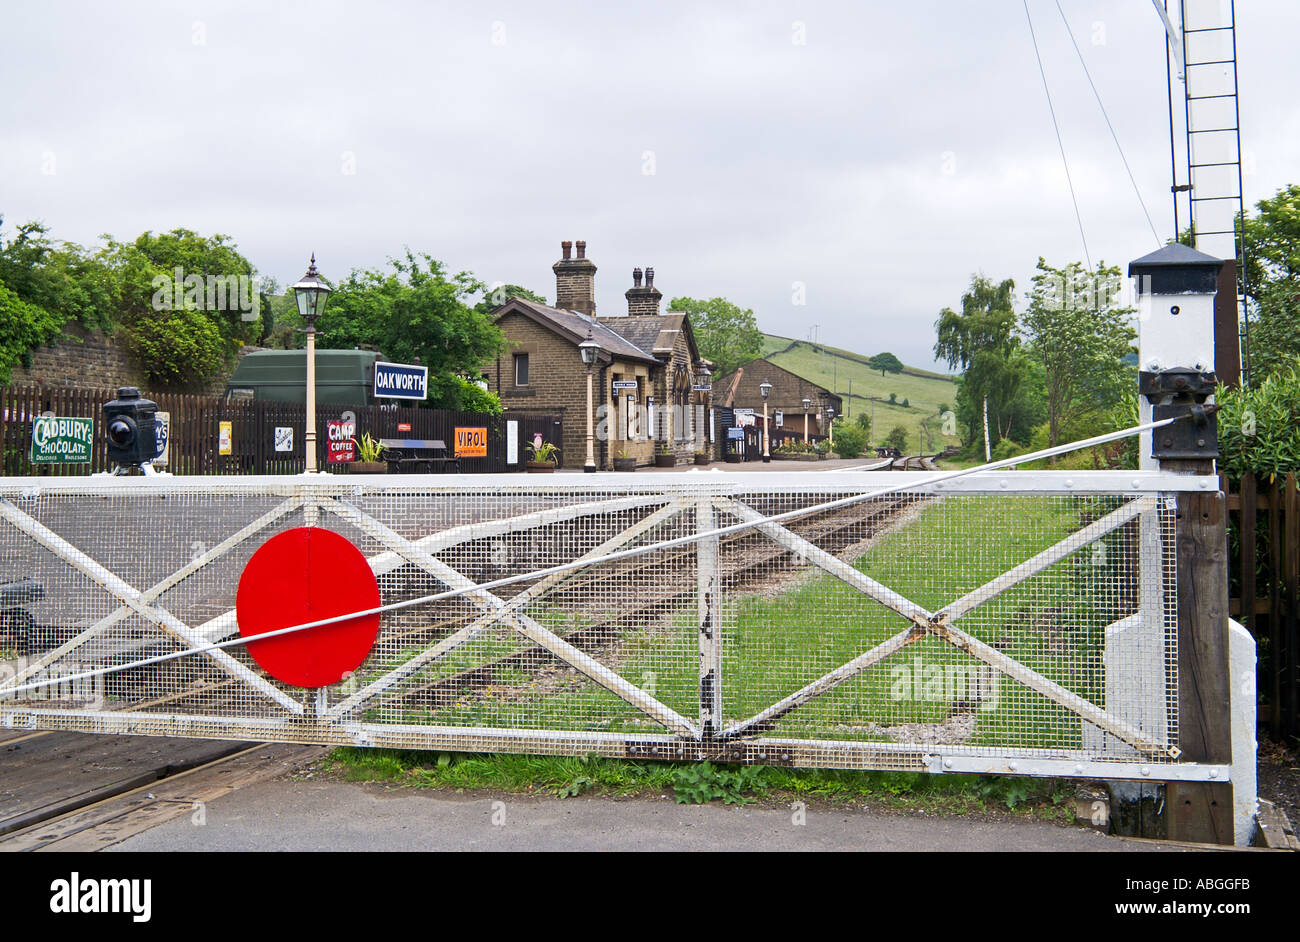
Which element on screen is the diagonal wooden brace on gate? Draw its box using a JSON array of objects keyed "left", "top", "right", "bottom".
[
  {"left": 327, "top": 499, "right": 687, "bottom": 719},
  {"left": 323, "top": 498, "right": 700, "bottom": 737},
  {"left": 191, "top": 492, "right": 668, "bottom": 645},
  {"left": 0, "top": 499, "right": 303, "bottom": 714},
  {"left": 714, "top": 498, "right": 932, "bottom": 623},
  {"left": 936, "top": 497, "right": 1155, "bottom": 623},
  {"left": 1, "top": 496, "right": 306, "bottom": 691},
  {"left": 715, "top": 496, "right": 1177, "bottom": 757}
]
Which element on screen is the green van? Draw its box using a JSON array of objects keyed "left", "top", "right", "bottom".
[{"left": 223, "top": 350, "right": 384, "bottom": 405}]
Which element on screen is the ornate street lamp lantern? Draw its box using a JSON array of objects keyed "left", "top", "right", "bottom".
[
  {"left": 292, "top": 254, "right": 331, "bottom": 473},
  {"left": 579, "top": 325, "right": 601, "bottom": 472}
]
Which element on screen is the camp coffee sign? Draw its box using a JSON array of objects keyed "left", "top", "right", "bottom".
[{"left": 31, "top": 416, "right": 94, "bottom": 464}]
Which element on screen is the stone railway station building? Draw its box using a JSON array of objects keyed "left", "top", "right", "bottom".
[
  {"left": 713, "top": 358, "right": 841, "bottom": 451},
  {"left": 485, "top": 241, "right": 714, "bottom": 470}
]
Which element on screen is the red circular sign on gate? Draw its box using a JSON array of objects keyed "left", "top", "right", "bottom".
[{"left": 235, "top": 527, "right": 381, "bottom": 688}]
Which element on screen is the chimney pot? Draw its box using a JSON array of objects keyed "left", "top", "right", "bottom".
[
  {"left": 646, "top": 267, "right": 655, "bottom": 287},
  {"left": 633, "top": 267, "right": 643, "bottom": 287},
  {"left": 553, "top": 240, "right": 596, "bottom": 315}
]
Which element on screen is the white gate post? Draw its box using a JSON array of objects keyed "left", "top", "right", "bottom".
[
  {"left": 697, "top": 497, "right": 722, "bottom": 739},
  {"left": 1131, "top": 243, "right": 1255, "bottom": 845}
]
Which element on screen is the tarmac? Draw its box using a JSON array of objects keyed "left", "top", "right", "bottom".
[{"left": 108, "top": 778, "right": 1196, "bottom": 852}]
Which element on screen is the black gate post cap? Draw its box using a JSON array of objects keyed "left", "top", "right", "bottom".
[{"left": 1128, "top": 243, "right": 1224, "bottom": 295}]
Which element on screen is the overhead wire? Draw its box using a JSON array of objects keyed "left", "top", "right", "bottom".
[
  {"left": 1055, "top": 0, "right": 1163, "bottom": 247},
  {"left": 1, "top": 410, "right": 1202, "bottom": 698},
  {"left": 1024, "top": 0, "right": 1093, "bottom": 269}
]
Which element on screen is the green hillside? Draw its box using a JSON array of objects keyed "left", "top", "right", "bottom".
[{"left": 760, "top": 334, "right": 959, "bottom": 455}]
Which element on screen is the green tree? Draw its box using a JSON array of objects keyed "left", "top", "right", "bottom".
[
  {"left": 933, "top": 274, "right": 1026, "bottom": 446},
  {"left": 448, "top": 376, "right": 503, "bottom": 414},
  {"left": 1021, "top": 258, "right": 1136, "bottom": 447},
  {"left": 854, "top": 412, "right": 871, "bottom": 436},
  {"left": 474, "top": 283, "right": 547, "bottom": 316},
  {"left": 120, "top": 307, "right": 227, "bottom": 388},
  {"left": 868, "top": 351, "right": 904, "bottom": 377},
  {"left": 1238, "top": 184, "right": 1300, "bottom": 382},
  {"left": 1240, "top": 183, "right": 1300, "bottom": 288},
  {"left": 668, "top": 296, "right": 762, "bottom": 375},
  {"left": 0, "top": 278, "right": 67, "bottom": 383},
  {"left": 830, "top": 421, "right": 866, "bottom": 458},
  {"left": 102, "top": 228, "right": 261, "bottom": 388},
  {"left": 1248, "top": 279, "right": 1300, "bottom": 380},
  {"left": 884, "top": 425, "right": 908, "bottom": 452},
  {"left": 0, "top": 216, "right": 116, "bottom": 333},
  {"left": 315, "top": 250, "right": 505, "bottom": 409},
  {"left": 109, "top": 228, "right": 260, "bottom": 344}
]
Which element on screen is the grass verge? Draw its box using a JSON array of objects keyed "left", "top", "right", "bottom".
[{"left": 319, "top": 748, "right": 1076, "bottom": 821}]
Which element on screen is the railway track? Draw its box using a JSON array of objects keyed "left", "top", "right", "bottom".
[
  {"left": 0, "top": 737, "right": 322, "bottom": 851},
  {"left": 375, "top": 494, "right": 919, "bottom": 715},
  {"left": 884, "top": 454, "right": 940, "bottom": 471},
  {"left": 2, "top": 489, "right": 921, "bottom": 807}
]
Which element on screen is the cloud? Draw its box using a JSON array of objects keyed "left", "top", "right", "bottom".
[{"left": 1, "top": 0, "right": 1295, "bottom": 368}]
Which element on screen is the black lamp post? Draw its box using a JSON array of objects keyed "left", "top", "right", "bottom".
[{"left": 292, "top": 254, "right": 331, "bottom": 473}]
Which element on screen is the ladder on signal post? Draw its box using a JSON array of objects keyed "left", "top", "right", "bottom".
[{"left": 1157, "top": 0, "right": 1250, "bottom": 380}]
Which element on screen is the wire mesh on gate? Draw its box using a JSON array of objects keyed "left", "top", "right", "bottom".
[{"left": 0, "top": 475, "right": 1180, "bottom": 771}]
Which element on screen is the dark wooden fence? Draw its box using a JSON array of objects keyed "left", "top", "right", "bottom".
[
  {"left": 0, "top": 385, "right": 560, "bottom": 477},
  {"left": 1223, "top": 472, "right": 1299, "bottom": 738}
]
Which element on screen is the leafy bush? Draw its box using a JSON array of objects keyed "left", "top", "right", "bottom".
[
  {"left": 884, "top": 425, "right": 908, "bottom": 452},
  {"left": 353, "top": 433, "right": 384, "bottom": 463},
  {"left": 0, "top": 278, "right": 68, "bottom": 383},
  {"left": 528, "top": 440, "right": 559, "bottom": 464},
  {"left": 1217, "top": 361, "right": 1300, "bottom": 480},
  {"left": 830, "top": 421, "right": 867, "bottom": 458},
  {"left": 990, "top": 438, "right": 1025, "bottom": 461},
  {"left": 775, "top": 439, "right": 817, "bottom": 455},
  {"left": 448, "top": 377, "right": 503, "bottom": 415},
  {"left": 671, "top": 762, "right": 763, "bottom": 805},
  {"left": 121, "top": 308, "right": 227, "bottom": 389}
]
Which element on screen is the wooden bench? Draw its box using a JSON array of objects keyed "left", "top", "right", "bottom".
[{"left": 378, "top": 438, "right": 461, "bottom": 473}]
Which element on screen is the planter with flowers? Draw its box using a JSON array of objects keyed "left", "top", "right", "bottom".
[
  {"left": 348, "top": 432, "right": 388, "bottom": 473},
  {"left": 526, "top": 438, "right": 559, "bottom": 473}
]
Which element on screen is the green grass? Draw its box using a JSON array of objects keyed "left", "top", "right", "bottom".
[
  {"left": 320, "top": 749, "right": 1075, "bottom": 818},
  {"left": 334, "top": 492, "right": 1118, "bottom": 813},
  {"left": 365, "top": 496, "right": 1105, "bottom": 744},
  {"left": 760, "top": 335, "right": 960, "bottom": 455}
]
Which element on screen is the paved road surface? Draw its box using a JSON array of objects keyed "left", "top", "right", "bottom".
[{"left": 110, "top": 779, "right": 1191, "bottom": 852}]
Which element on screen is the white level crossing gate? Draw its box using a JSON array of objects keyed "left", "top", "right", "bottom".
[{"left": 0, "top": 473, "right": 1252, "bottom": 828}]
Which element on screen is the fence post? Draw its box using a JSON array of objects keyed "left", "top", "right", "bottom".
[
  {"left": 1130, "top": 244, "right": 1252, "bottom": 845},
  {"left": 697, "top": 496, "right": 722, "bottom": 740}
]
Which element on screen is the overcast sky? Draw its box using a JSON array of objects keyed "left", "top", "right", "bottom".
[{"left": 3, "top": 1, "right": 1297, "bottom": 368}]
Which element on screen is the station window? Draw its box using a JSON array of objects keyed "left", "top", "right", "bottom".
[{"left": 514, "top": 353, "right": 530, "bottom": 386}]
